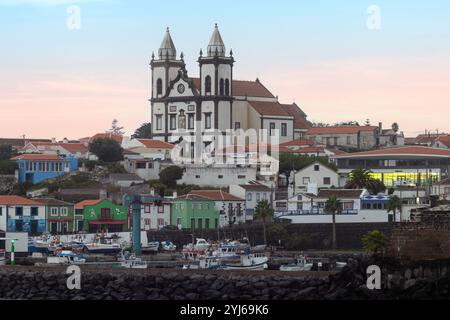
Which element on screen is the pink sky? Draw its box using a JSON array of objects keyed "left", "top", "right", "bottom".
[{"left": 1, "top": 55, "right": 449, "bottom": 139}]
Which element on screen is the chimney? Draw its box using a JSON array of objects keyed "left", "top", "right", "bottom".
[
  {"left": 52, "top": 137, "right": 56, "bottom": 144},
  {"left": 63, "top": 137, "right": 69, "bottom": 144}
]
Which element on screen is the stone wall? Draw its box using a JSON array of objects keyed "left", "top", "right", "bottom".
[{"left": 1, "top": 256, "right": 450, "bottom": 300}]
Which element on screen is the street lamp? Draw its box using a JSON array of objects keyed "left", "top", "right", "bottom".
[{"left": 0, "top": 238, "right": 18, "bottom": 265}]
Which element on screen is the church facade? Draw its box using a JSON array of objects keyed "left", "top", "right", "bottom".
[{"left": 149, "top": 25, "right": 310, "bottom": 148}]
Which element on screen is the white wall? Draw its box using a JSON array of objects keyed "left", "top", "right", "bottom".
[
  {"left": 278, "top": 210, "right": 399, "bottom": 224},
  {"left": 141, "top": 203, "right": 171, "bottom": 230},
  {"left": 178, "top": 165, "right": 257, "bottom": 188},
  {"left": 295, "top": 163, "right": 339, "bottom": 190}
]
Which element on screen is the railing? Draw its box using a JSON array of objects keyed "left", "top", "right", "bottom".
[{"left": 275, "top": 209, "right": 358, "bottom": 217}]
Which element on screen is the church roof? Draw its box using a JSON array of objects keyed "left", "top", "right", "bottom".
[
  {"left": 248, "top": 101, "right": 293, "bottom": 117},
  {"left": 191, "top": 78, "right": 275, "bottom": 98},
  {"left": 207, "top": 24, "right": 225, "bottom": 57},
  {"left": 159, "top": 28, "right": 177, "bottom": 60},
  {"left": 280, "top": 103, "right": 310, "bottom": 130}
]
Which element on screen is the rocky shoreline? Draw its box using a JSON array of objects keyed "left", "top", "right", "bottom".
[{"left": 1, "top": 256, "right": 450, "bottom": 300}]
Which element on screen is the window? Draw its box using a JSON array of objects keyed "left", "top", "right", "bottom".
[
  {"left": 297, "top": 195, "right": 302, "bottom": 201},
  {"left": 235, "top": 122, "right": 241, "bottom": 130},
  {"left": 158, "top": 205, "right": 164, "bottom": 213},
  {"left": 60, "top": 207, "right": 68, "bottom": 216},
  {"left": 323, "top": 177, "right": 331, "bottom": 185},
  {"left": 195, "top": 175, "right": 201, "bottom": 179},
  {"left": 198, "top": 218, "right": 203, "bottom": 229},
  {"left": 225, "top": 79, "right": 230, "bottom": 96},
  {"left": 238, "top": 175, "right": 246, "bottom": 179},
  {"left": 263, "top": 193, "right": 267, "bottom": 200},
  {"left": 188, "top": 114, "right": 195, "bottom": 130},
  {"left": 191, "top": 218, "right": 195, "bottom": 229},
  {"left": 346, "top": 136, "right": 351, "bottom": 145},
  {"left": 156, "top": 78, "right": 163, "bottom": 96},
  {"left": 314, "top": 165, "right": 320, "bottom": 171},
  {"left": 205, "top": 76, "right": 212, "bottom": 95},
  {"left": 178, "top": 110, "right": 186, "bottom": 129},
  {"left": 51, "top": 207, "right": 58, "bottom": 216},
  {"left": 205, "top": 218, "right": 210, "bottom": 229},
  {"left": 15, "top": 220, "right": 23, "bottom": 232},
  {"left": 303, "top": 177, "right": 310, "bottom": 185},
  {"left": 157, "top": 218, "right": 164, "bottom": 227},
  {"left": 100, "top": 208, "right": 112, "bottom": 220},
  {"left": 170, "top": 114, "right": 177, "bottom": 130},
  {"left": 247, "top": 193, "right": 252, "bottom": 201},
  {"left": 136, "top": 162, "right": 146, "bottom": 169},
  {"left": 218, "top": 175, "right": 223, "bottom": 179},
  {"left": 256, "top": 193, "right": 261, "bottom": 202},
  {"left": 177, "top": 218, "right": 181, "bottom": 226},
  {"left": 270, "top": 122, "right": 276, "bottom": 136},
  {"left": 281, "top": 123, "right": 287, "bottom": 137},
  {"left": 15, "top": 207, "right": 23, "bottom": 216},
  {"left": 205, "top": 113, "right": 212, "bottom": 129},
  {"left": 156, "top": 115, "right": 162, "bottom": 130},
  {"left": 333, "top": 137, "right": 338, "bottom": 146},
  {"left": 145, "top": 205, "right": 150, "bottom": 213},
  {"left": 220, "top": 78, "right": 224, "bottom": 95},
  {"left": 297, "top": 203, "right": 303, "bottom": 210}
]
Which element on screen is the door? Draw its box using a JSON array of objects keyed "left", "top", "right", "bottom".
[
  {"left": 50, "top": 222, "right": 58, "bottom": 234},
  {"left": 30, "top": 220, "right": 38, "bottom": 234},
  {"left": 15, "top": 220, "right": 23, "bottom": 232},
  {"left": 62, "top": 222, "right": 68, "bottom": 234}
]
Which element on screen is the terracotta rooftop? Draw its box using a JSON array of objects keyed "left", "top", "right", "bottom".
[
  {"left": 280, "top": 139, "right": 316, "bottom": 148},
  {"left": 0, "top": 195, "right": 44, "bottom": 206},
  {"left": 74, "top": 199, "right": 103, "bottom": 209},
  {"left": 138, "top": 139, "right": 175, "bottom": 149},
  {"left": 280, "top": 103, "right": 310, "bottom": 130},
  {"left": 436, "top": 136, "right": 450, "bottom": 148},
  {"left": 248, "top": 101, "right": 293, "bottom": 117},
  {"left": 279, "top": 146, "right": 325, "bottom": 154},
  {"left": 11, "top": 154, "right": 61, "bottom": 161},
  {"left": 307, "top": 126, "right": 378, "bottom": 135},
  {"left": 332, "top": 146, "right": 450, "bottom": 159},
  {"left": 90, "top": 133, "right": 123, "bottom": 144},
  {"left": 24, "top": 142, "right": 88, "bottom": 154},
  {"left": 191, "top": 78, "right": 275, "bottom": 98}
]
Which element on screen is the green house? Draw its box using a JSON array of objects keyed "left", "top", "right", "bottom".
[
  {"left": 36, "top": 198, "right": 75, "bottom": 234},
  {"left": 171, "top": 194, "right": 219, "bottom": 230},
  {"left": 74, "top": 199, "right": 128, "bottom": 233}
]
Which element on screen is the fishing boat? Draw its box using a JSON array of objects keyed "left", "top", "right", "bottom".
[
  {"left": 219, "top": 253, "right": 269, "bottom": 271},
  {"left": 47, "top": 250, "right": 86, "bottom": 265},
  {"left": 83, "top": 236, "right": 122, "bottom": 255},
  {"left": 118, "top": 252, "right": 148, "bottom": 269},
  {"left": 279, "top": 255, "right": 314, "bottom": 272},
  {"left": 182, "top": 256, "right": 221, "bottom": 270},
  {"left": 193, "top": 238, "right": 210, "bottom": 251},
  {"left": 141, "top": 241, "right": 160, "bottom": 254}
]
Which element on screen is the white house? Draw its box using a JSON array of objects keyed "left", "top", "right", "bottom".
[
  {"left": 276, "top": 189, "right": 402, "bottom": 224},
  {"left": 294, "top": 162, "right": 339, "bottom": 191},
  {"left": 229, "top": 181, "right": 272, "bottom": 221},
  {"left": 140, "top": 195, "right": 172, "bottom": 230},
  {"left": 432, "top": 178, "right": 450, "bottom": 200}
]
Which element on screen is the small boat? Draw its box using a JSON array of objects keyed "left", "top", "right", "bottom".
[
  {"left": 47, "top": 250, "right": 86, "bottom": 265},
  {"left": 161, "top": 240, "right": 176, "bottom": 252},
  {"left": 83, "top": 237, "right": 122, "bottom": 255},
  {"left": 182, "top": 257, "right": 221, "bottom": 270},
  {"left": 219, "top": 253, "right": 269, "bottom": 271},
  {"left": 279, "top": 255, "right": 314, "bottom": 272},
  {"left": 118, "top": 252, "right": 147, "bottom": 269},
  {"left": 141, "top": 241, "right": 160, "bottom": 254},
  {"left": 193, "top": 238, "right": 210, "bottom": 251}
]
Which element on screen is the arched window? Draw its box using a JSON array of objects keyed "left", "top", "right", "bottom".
[
  {"left": 219, "top": 78, "right": 224, "bottom": 96},
  {"left": 156, "top": 78, "right": 163, "bottom": 96},
  {"left": 225, "top": 79, "right": 230, "bottom": 96},
  {"left": 205, "top": 76, "right": 212, "bottom": 95}
]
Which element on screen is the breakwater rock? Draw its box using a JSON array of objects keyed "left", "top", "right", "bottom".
[{"left": 1, "top": 257, "right": 450, "bottom": 300}]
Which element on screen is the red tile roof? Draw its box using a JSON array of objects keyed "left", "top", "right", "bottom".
[
  {"left": 138, "top": 139, "right": 175, "bottom": 149},
  {"left": 191, "top": 78, "right": 275, "bottom": 98},
  {"left": 11, "top": 154, "right": 60, "bottom": 161},
  {"left": 90, "top": 133, "right": 123, "bottom": 144},
  {"left": 332, "top": 146, "right": 450, "bottom": 158},
  {"left": 279, "top": 146, "right": 325, "bottom": 154},
  {"left": 307, "top": 126, "right": 378, "bottom": 135},
  {"left": 280, "top": 103, "right": 310, "bottom": 130},
  {"left": 249, "top": 101, "right": 293, "bottom": 117},
  {"left": 220, "top": 143, "right": 274, "bottom": 154},
  {"left": 188, "top": 190, "right": 244, "bottom": 201},
  {"left": 74, "top": 199, "right": 103, "bottom": 209},
  {"left": 436, "top": 136, "right": 450, "bottom": 148},
  {"left": 25, "top": 142, "right": 88, "bottom": 154},
  {"left": 280, "top": 139, "right": 316, "bottom": 148},
  {"left": 0, "top": 196, "right": 44, "bottom": 206}
]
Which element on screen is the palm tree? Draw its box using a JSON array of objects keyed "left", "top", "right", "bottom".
[
  {"left": 345, "top": 168, "right": 372, "bottom": 189},
  {"left": 325, "top": 194, "right": 342, "bottom": 250},
  {"left": 386, "top": 195, "right": 402, "bottom": 223},
  {"left": 254, "top": 200, "right": 274, "bottom": 246}
]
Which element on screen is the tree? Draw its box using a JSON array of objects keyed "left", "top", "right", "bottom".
[
  {"left": 324, "top": 194, "right": 342, "bottom": 250},
  {"left": 0, "top": 160, "right": 17, "bottom": 175},
  {"left": 132, "top": 122, "right": 152, "bottom": 139},
  {"left": 345, "top": 168, "right": 386, "bottom": 195},
  {"left": 89, "top": 138, "right": 123, "bottom": 163},
  {"left": 279, "top": 153, "right": 337, "bottom": 174},
  {"left": 159, "top": 166, "right": 184, "bottom": 188},
  {"left": 0, "top": 144, "right": 13, "bottom": 160},
  {"left": 362, "top": 230, "right": 386, "bottom": 256},
  {"left": 391, "top": 122, "right": 399, "bottom": 133},
  {"left": 108, "top": 119, "right": 125, "bottom": 135},
  {"left": 254, "top": 200, "right": 274, "bottom": 246},
  {"left": 386, "top": 195, "right": 402, "bottom": 223}
]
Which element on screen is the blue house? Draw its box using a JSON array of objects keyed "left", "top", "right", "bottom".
[
  {"left": 0, "top": 196, "right": 46, "bottom": 234},
  {"left": 12, "top": 154, "right": 78, "bottom": 185}
]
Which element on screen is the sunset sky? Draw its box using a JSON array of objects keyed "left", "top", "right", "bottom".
[{"left": 1, "top": 0, "right": 449, "bottom": 139}]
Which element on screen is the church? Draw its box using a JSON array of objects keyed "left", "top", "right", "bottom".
[{"left": 149, "top": 25, "right": 310, "bottom": 148}]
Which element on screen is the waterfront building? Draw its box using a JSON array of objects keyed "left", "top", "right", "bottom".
[
  {"left": 74, "top": 199, "right": 128, "bottom": 233},
  {"left": 36, "top": 198, "right": 75, "bottom": 234},
  {"left": 171, "top": 193, "right": 219, "bottom": 230},
  {"left": 0, "top": 196, "right": 46, "bottom": 233},
  {"left": 229, "top": 182, "right": 272, "bottom": 221},
  {"left": 139, "top": 194, "right": 172, "bottom": 230}
]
